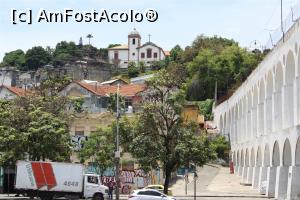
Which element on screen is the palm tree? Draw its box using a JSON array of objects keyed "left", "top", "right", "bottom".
[{"left": 86, "top": 34, "right": 93, "bottom": 45}]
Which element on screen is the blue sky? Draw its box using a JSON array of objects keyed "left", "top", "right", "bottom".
[{"left": 0, "top": 0, "right": 298, "bottom": 61}]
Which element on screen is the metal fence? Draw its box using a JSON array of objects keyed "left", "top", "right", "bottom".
[{"left": 265, "top": 0, "right": 300, "bottom": 50}]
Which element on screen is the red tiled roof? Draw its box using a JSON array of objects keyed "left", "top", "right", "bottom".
[
  {"left": 76, "top": 82, "right": 146, "bottom": 97},
  {"left": 1, "top": 85, "right": 30, "bottom": 96},
  {"left": 164, "top": 51, "right": 170, "bottom": 56}
]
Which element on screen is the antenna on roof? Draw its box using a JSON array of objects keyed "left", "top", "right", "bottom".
[{"left": 148, "top": 34, "right": 151, "bottom": 42}]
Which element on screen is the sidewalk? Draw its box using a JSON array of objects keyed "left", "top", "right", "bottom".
[{"left": 171, "top": 165, "right": 268, "bottom": 198}]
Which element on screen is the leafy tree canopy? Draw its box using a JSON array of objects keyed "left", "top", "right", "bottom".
[
  {"left": 25, "top": 46, "right": 52, "bottom": 71},
  {"left": 2, "top": 49, "right": 25, "bottom": 70}
]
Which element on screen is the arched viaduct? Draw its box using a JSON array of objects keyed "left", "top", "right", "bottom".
[{"left": 214, "top": 22, "right": 300, "bottom": 199}]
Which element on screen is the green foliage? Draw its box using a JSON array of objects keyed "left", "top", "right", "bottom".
[
  {"left": 26, "top": 106, "right": 71, "bottom": 161},
  {"left": 0, "top": 95, "right": 71, "bottom": 165},
  {"left": 170, "top": 45, "right": 183, "bottom": 62},
  {"left": 128, "top": 62, "right": 139, "bottom": 78},
  {"left": 2, "top": 49, "right": 25, "bottom": 69},
  {"left": 53, "top": 41, "right": 80, "bottom": 65},
  {"left": 150, "top": 60, "right": 167, "bottom": 70},
  {"left": 210, "top": 135, "right": 230, "bottom": 162},
  {"left": 186, "top": 44, "right": 264, "bottom": 101},
  {"left": 79, "top": 126, "right": 114, "bottom": 175},
  {"left": 71, "top": 97, "right": 84, "bottom": 113},
  {"left": 138, "top": 61, "right": 146, "bottom": 73},
  {"left": 25, "top": 46, "right": 51, "bottom": 71},
  {"left": 198, "top": 99, "right": 214, "bottom": 120}
]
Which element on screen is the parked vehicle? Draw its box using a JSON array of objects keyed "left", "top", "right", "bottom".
[
  {"left": 143, "top": 185, "right": 173, "bottom": 195},
  {"left": 15, "top": 161, "right": 108, "bottom": 200},
  {"left": 128, "top": 189, "right": 176, "bottom": 200}
]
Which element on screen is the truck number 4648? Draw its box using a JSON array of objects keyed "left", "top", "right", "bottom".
[{"left": 63, "top": 181, "right": 79, "bottom": 187}]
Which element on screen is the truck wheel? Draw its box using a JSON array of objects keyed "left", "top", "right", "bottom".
[
  {"left": 40, "top": 194, "right": 53, "bottom": 200},
  {"left": 93, "top": 193, "right": 104, "bottom": 200}
]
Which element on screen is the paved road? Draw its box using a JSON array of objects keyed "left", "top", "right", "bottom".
[{"left": 171, "top": 165, "right": 220, "bottom": 196}]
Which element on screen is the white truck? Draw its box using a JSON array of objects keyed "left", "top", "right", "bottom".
[{"left": 15, "top": 161, "right": 109, "bottom": 200}]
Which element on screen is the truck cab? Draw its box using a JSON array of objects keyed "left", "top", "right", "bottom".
[{"left": 84, "top": 174, "right": 109, "bottom": 200}]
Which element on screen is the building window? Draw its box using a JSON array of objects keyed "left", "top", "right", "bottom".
[
  {"left": 154, "top": 52, "right": 158, "bottom": 58},
  {"left": 147, "top": 49, "right": 152, "bottom": 58},
  {"left": 132, "top": 38, "right": 136, "bottom": 45},
  {"left": 141, "top": 53, "right": 145, "bottom": 58},
  {"left": 125, "top": 98, "right": 133, "bottom": 108},
  {"left": 114, "top": 51, "right": 119, "bottom": 60},
  {"left": 98, "top": 97, "right": 108, "bottom": 108},
  {"left": 75, "top": 127, "right": 85, "bottom": 136},
  {"left": 132, "top": 53, "right": 135, "bottom": 56}
]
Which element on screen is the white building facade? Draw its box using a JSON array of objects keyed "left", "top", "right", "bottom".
[
  {"left": 108, "top": 29, "right": 167, "bottom": 68},
  {"left": 213, "top": 21, "right": 300, "bottom": 200}
]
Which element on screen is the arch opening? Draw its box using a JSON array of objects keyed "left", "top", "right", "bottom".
[
  {"left": 266, "top": 71, "right": 273, "bottom": 133},
  {"left": 258, "top": 80, "right": 265, "bottom": 135},
  {"left": 284, "top": 51, "right": 295, "bottom": 128},
  {"left": 274, "top": 64, "right": 283, "bottom": 130}
]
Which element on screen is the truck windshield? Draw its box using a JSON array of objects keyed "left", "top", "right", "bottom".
[{"left": 87, "top": 176, "right": 99, "bottom": 184}]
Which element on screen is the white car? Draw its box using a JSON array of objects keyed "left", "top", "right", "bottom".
[{"left": 128, "top": 189, "right": 176, "bottom": 200}]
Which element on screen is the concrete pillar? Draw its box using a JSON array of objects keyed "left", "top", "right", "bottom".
[
  {"left": 252, "top": 107, "right": 257, "bottom": 139},
  {"left": 252, "top": 166, "right": 261, "bottom": 189},
  {"left": 258, "top": 103, "right": 264, "bottom": 136},
  {"left": 244, "top": 166, "right": 253, "bottom": 185},
  {"left": 242, "top": 167, "right": 249, "bottom": 184},
  {"left": 266, "top": 166, "right": 277, "bottom": 197},
  {"left": 239, "top": 166, "right": 243, "bottom": 176},
  {"left": 265, "top": 97, "right": 272, "bottom": 134},
  {"left": 297, "top": 77, "right": 300, "bottom": 125},
  {"left": 275, "top": 166, "right": 289, "bottom": 200},
  {"left": 273, "top": 92, "right": 282, "bottom": 131},
  {"left": 283, "top": 84, "right": 293, "bottom": 129},
  {"left": 287, "top": 166, "right": 300, "bottom": 200},
  {"left": 258, "top": 166, "right": 268, "bottom": 194}
]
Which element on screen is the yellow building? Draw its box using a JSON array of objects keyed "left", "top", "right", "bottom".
[{"left": 181, "top": 102, "right": 204, "bottom": 127}]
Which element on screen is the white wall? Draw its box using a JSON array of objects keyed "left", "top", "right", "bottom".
[
  {"left": 0, "top": 87, "right": 16, "bottom": 100},
  {"left": 128, "top": 37, "right": 140, "bottom": 62},
  {"left": 138, "top": 45, "right": 165, "bottom": 65},
  {"left": 108, "top": 49, "right": 128, "bottom": 69}
]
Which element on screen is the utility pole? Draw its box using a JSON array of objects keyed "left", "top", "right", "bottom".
[
  {"left": 194, "top": 172, "right": 198, "bottom": 200},
  {"left": 185, "top": 168, "right": 188, "bottom": 195},
  {"left": 115, "top": 83, "right": 121, "bottom": 200}
]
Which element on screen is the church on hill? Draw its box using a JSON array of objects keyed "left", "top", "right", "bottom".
[{"left": 108, "top": 29, "right": 169, "bottom": 69}]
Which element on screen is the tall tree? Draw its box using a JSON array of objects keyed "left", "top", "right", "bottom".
[
  {"left": 86, "top": 34, "right": 94, "bottom": 45},
  {"left": 128, "top": 69, "right": 214, "bottom": 194}
]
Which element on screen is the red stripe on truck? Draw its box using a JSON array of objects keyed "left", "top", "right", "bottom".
[
  {"left": 31, "top": 162, "right": 46, "bottom": 189},
  {"left": 41, "top": 162, "right": 57, "bottom": 190},
  {"left": 31, "top": 162, "right": 57, "bottom": 190}
]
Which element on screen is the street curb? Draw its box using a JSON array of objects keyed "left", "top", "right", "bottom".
[{"left": 173, "top": 195, "right": 269, "bottom": 199}]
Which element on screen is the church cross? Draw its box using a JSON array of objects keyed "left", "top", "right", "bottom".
[{"left": 148, "top": 34, "right": 151, "bottom": 42}]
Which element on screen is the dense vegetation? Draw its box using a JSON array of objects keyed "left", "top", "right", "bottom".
[
  {"left": 0, "top": 41, "right": 110, "bottom": 71},
  {"left": 168, "top": 35, "right": 268, "bottom": 102}
]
